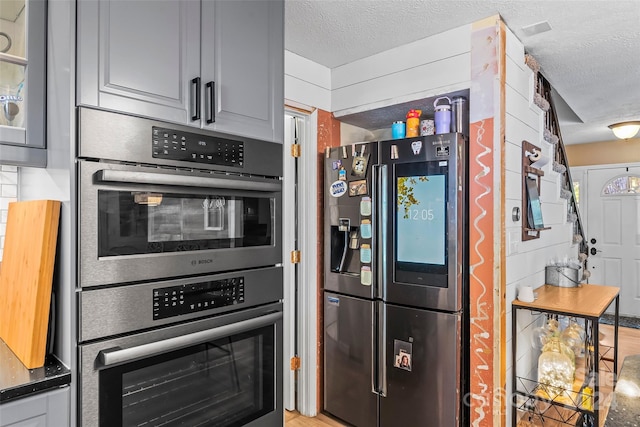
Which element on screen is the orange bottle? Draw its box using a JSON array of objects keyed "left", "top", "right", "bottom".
[{"left": 406, "top": 109, "right": 422, "bottom": 137}]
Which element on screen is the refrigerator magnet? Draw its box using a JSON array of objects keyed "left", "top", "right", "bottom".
[
  {"left": 348, "top": 179, "right": 368, "bottom": 197},
  {"left": 360, "top": 244, "right": 371, "bottom": 263},
  {"left": 338, "top": 167, "right": 347, "bottom": 181},
  {"left": 360, "top": 197, "right": 372, "bottom": 216},
  {"left": 329, "top": 180, "right": 347, "bottom": 198},
  {"left": 360, "top": 266, "right": 372, "bottom": 286},
  {"left": 393, "top": 340, "right": 413, "bottom": 372},
  {"left": 331, "top": 159, "right": 342, "bottom": 170},
  {"left": 351, "top": 152, "right": 370, "bottom": 178},
  {"left": 360, "top": 220, "right": 372, "bottom": 239}
]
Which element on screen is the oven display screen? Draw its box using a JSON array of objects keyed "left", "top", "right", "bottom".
[
  {"left": 152, "top": 126, "right": 244, "bottom": 167},
  {"left": 153, "top": 277, "right": 244, "bottom": 320}
]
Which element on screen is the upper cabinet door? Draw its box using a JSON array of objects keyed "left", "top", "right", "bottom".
[
  {"left": 0, "top": 0, "right": 47, "bottom": 167},
  {"left": 200, "top": 0, "right": 284, "bottom": 143},
  {"left": 77, "top": 0, "right": 201, "bottom": 125}
]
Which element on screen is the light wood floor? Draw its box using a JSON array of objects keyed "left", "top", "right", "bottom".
[
  {"left": 285, "top": 410, "right": 345, "bottom": 427},
  {"left": 285, "top": 325, "right": 640, "bottom": 427}
]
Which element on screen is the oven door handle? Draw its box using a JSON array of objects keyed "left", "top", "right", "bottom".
[
  {"left": 97, "top": 311, "right": 282, "bottom": 367},
  {"left": 95, "top": 170, "right": 282, "bottom": 192}
]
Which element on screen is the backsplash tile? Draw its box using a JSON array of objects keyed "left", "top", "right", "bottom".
[{"left": 0, "top": 166, "right": 18, "bottom": 262}]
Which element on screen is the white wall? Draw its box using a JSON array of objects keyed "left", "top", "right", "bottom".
[
  {"left": 331, "top": 25, "right": 471, "bottom": 117},
  {"left": 284, "top": 51, "right": 331, "bottom": 112},
  {"left": 503, "top": 26, "right": 580, "bottom": 420},
  {"left": 0, "top": 165, "right": 18, "bottom": 261}
]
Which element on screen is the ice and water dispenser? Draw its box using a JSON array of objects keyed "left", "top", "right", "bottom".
[{"left": 324, "top": 143, "right": 377, "bottom": 292}]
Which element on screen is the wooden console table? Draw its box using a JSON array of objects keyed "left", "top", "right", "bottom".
[{"left": 512, "top": 284, "right": 620, "bottom": 426}]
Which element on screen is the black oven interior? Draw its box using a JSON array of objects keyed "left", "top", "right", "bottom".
[
  {"left": 98, "top": 190, "right": 273, "bottom": 257},
  {"left": 99, "top": 326, "right": 274, "bottom": 427}
]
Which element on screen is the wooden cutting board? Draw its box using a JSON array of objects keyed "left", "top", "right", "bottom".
[{"left": 0, "top": 200, "right": 60, "bottom": 369}]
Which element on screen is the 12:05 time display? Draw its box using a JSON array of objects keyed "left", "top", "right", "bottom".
[{"left": 407, "top": 209, "right": 435, "bottom": 221}]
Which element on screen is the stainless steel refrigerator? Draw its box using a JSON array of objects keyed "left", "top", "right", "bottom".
[{"left": 323, "top": 134, "right": 469, "bottom": 427}]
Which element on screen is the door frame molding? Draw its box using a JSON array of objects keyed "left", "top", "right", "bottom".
[{"left": 283, "top": 108, "right": 318, "bottom": 416}]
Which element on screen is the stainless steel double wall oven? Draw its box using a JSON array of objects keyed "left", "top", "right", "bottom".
[{"left": 77, "top": 107, "right": 283, "bottom": 427}]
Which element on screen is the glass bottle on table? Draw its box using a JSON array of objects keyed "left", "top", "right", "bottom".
[{"left": 538, "top": 336, "right": 576, "bottom": 402}]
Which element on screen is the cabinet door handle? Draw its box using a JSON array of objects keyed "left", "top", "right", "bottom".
[
  {"left": 206, "top": 81, "right": 215, "bottom": 124},
  {"left": 191, "top": 77, "right": 201, "bottom": 121}
]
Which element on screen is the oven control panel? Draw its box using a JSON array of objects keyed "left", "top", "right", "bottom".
[
  {"left": 152, "top": 126, "right": 244, "bottom": 168},
  {"left": 152, "top": 277, "right": 245, "bottom": 320}
]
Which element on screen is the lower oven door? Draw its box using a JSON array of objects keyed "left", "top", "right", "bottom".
[{"left": 79, "top": 303, "right": 283, "bottom": 427}]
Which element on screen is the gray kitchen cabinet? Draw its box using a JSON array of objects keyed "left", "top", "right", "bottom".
[
  {"left": 77, "top": 0, "right": 284, "bottom": 143},
  {"left": 0, "top": 0, "right": 47, "bottom": 167},
  {"left": 76, "top": 0, "right": 201, "bottom": 126},
  {"left": 200, "top": 0, "right": 284, "bottom": 142},
  {"left": 0, "top": 387, "right": 69, "bottom": 427}
]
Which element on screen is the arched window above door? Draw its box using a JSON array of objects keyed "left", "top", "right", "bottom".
[{"left": 602, "top": 175, "right": 640, "bottom": 195}]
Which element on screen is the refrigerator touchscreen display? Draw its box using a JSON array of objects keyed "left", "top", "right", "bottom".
[
  {"left": 396, "top": 175, "right": 446, "bottom": 265},
  {"left": 394, "top": 161, "right": 448, "bottom": 287}
]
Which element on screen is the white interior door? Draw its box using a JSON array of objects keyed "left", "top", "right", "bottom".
[{"left": 586, "top": 166, "right": 640, "bottom": 317}]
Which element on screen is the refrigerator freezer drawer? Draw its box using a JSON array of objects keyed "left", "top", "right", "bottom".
[
  {"left": 323, "top": 292, "right": 377, "bottom": 427},
  {"left": 381, "top": 304, "right": 461, "bottom": 427}
]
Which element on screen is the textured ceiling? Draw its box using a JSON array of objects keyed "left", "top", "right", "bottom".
[{"left": 285, "top": 0, "right": 640, "bottom": 144}]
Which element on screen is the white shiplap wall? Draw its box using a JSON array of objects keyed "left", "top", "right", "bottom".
[
  {"left": 504, "top": 27, "right": 580, "bottom": 421},
  {"left": 284, "top": 50, "right": 331, "bottom": 112},
  {"left": 0, "top": 165, "right": 18, "bottom": 261},
  {"left": 331, "top": 24, "right": 471, "bottom": 118}
]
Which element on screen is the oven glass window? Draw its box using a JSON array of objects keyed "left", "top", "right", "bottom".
[
  {"left": 99, "top": 326, "right": 275, "bottom": 426},
  {"left": 97, "top": 190, "right": 274, "bottom": 256}
]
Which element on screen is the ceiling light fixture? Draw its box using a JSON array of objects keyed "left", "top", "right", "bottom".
[{"left": 608, "top": 121, "right": 640, "bottom": 140}]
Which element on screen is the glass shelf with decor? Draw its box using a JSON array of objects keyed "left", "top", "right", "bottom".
[{"left": 0, "top": 0, "right": 46, "bottom": 167}]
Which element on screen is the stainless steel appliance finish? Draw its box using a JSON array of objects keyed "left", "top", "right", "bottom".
[
  {"left": 323, "top": 135, "right": 468, "bottom": 427},
  {"left": 79, "top": 302, "right": 283, "bottom": 427},
  {"left": 379, "top": 134, "right": 466, "bottom": 312},
  {"left": 77, "top": 107, "right": 283, "bottom": 288},
  {"left": 379, "top": 304, "right": 460, "bottom": 426},
  {"left": 79, "top": 266, "right": 282, "bottom": 342},
  {"left": 324, "top": 142, "right": 378, "bottom": 299},
  {"left": 78, "top": 157, "right": 282, "bottom": 288},
  {"left": 76, "top": 107, "right": 284, "bottom": 426},
  {"left": 77, "top": 107, "right": 282, "bottom": 177},
  {"left": 324, "top": 293, "right": 377, "bottom": 427}
]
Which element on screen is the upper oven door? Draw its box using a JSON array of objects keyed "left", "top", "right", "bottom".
[{"left": 78, "top": 160, "right": 282, "bottom": 288}]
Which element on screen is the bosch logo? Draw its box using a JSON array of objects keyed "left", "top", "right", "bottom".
[
  {"left": 191, "top": 259, "right": 213, "bottom": 266},
  {"left": 0, "top": 95, "right": 22, "bottom": 102}
]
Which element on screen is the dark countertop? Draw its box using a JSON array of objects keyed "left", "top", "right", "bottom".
[
  {"left": 605, "top": 354, "right": 640, "bottom": 426},
  {"left": 0, "top": 338, "right": 71, "bottom": 403}
]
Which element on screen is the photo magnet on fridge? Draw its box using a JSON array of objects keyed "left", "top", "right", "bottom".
[
  {"left": 351, "top": 152, "right": 370, "bottom": 178},
  {"left": 393, "top": 339, "right": 412, "bottom": 372},
  {"left": 348, "top": 180, "right": 368, "bottom": 197}
]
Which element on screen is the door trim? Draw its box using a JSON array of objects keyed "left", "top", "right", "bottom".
[
  {"left": 283, "top": 109, "right": 318, "bottom": 416},
  {"left": 298, "top": 110, "right": 318, "bottom": 416}
]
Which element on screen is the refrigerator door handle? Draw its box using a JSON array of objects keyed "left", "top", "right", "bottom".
[
  {"left": 377, "top": 300, "right": 388, "bottom": 397},
  {"left": 374, "top": 164, "right": 388, "bottom": 300},
  {"left": 371, "top": 301, "right": 377, "bottom": 394}
]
